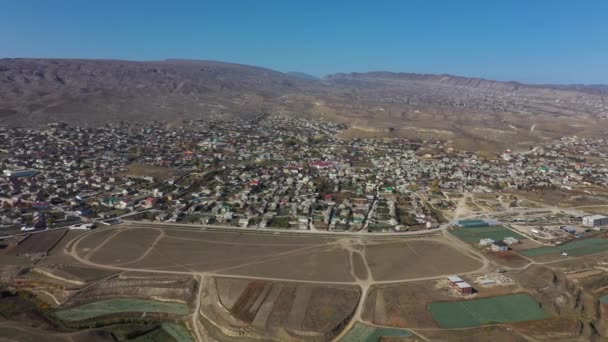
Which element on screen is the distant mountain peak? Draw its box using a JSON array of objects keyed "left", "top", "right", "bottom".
[
  {"left": 286, "top": 71, "right": 320, "bottom": 80},
  {"left": 0, "top": 58, "right": 607, "bottom": 144}
]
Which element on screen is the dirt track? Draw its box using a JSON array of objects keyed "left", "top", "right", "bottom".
[
  {"left": 62, "top": 224, "right": 492, "bottom": 342},
  {"left": 67, "top": 225, "right": 487, "bottom": 284}
]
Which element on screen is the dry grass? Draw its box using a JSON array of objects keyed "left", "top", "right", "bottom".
[
  {"left": 365, "top": 240, "right": 483, "bottom": 281},
  {"left": 87, "top": 228, "right": 161, "bottom": 265}
]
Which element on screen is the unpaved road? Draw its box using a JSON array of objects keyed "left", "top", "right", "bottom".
[{"left": 63, "top": 224, "right": 491, "bottom": 342}]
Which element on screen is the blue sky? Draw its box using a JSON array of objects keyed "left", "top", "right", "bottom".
[{"left": 1, "top": 1, "right": 607, "bottom": 84}]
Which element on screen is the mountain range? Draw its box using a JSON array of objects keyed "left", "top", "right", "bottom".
[{"left": 1, "top": 58, "right": 607, "bottom": 152}]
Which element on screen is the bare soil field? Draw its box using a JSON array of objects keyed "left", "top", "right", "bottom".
[
  {"left": 219, "top": 247, "right": 355, "bottom": 282},
  {"left": 124, "top": 235, "right": 315, "bottom": 274},
  {"left": 216, "top": 277, "right": 252, "bottom": 309},
  {"left": 301, "top": 286, "right": 360, "bottom": 333},
  {"left": 362, "top": 281, "right": 452, "bottom": 328},
  {"left": 162, "top": 228, "right": 335, "bottom": 246},
  {"left": 41, "top": 265, "right": 118, "bottom": 283},
  {"left": 87, "top": 228, "right": 162, "bottom": 265},
  {"left": 0, "top": 248, "right": 36, "bottom": 266},
  {"left": 485, "top": 251, "right": 531, "bottom": 268},
  {"left": 365, "top": 239, "right": 483, "bottom": 281},
  {"left": 74, "top": 228, "right": 121, "bottom": 259},
  {"left": 13, "top": 229, "right": 68, "bottom": 256},
  {"left": 73, "top": 227, "right": 487, "bottom": 282},
  {"left": 415, "top": 325, "right": 529, "bottom": 342},
  {"left": 35, "top": 230, "right": 100, "bottom": 269},
  {"left": 42, "top": 229, "right": 88, "bottom": 260},
  {"left": 352, "top": 252, "right": 368, "bottom": 280},
  {"left": 511, "top": 189, "right": 608, "bottom": 208},
  {"left": 208, "top": 276, "right": 359, "bottom": 341},
  {"left": 49, "top": 230, "right": 87, "bottom": 254},
  {"left": 510, "top": 316, "right": 582, "bottom": 341},
  {"left": 76, "top": 227, "right": 357, "bottom": 281},
  {"left": 547, "top": 252, "right": 608, "bottom": 271}
]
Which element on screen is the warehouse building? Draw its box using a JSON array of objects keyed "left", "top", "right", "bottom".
[
  {"left": 448, "top": 275, "right": 464, "bottom": 285},
  {"left": 447, "top": 275, "right": 474, "bottom": 294},
  {"left": 491, "top": 241, "right": 509, "bottom": 252},
  {"left": 582, "top": 215, "right": 608, "bottom": 228},
  {"left": 455, "top": 281, "right": 473, "bottom": 294}
]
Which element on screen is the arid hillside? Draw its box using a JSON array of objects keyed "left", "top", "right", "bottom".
[
  {"left": 319, "top": 72, "right": 608, "bottom": 152},
  {"left": 1, "top": 58, "right": 608, "bottom": 152},
  {"left": 0, "top": 58, "right": 318, "bottom": 126},
  {"left": 325, "top": 72, "right": 607, "bottom": 116}
]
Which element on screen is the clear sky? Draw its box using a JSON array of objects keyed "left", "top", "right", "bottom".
[{"left": 1, "top": 0, "right": 607, "bottom": 84}]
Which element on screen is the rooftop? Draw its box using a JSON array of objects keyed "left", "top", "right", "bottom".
[
  {"left": 584, "top": 215, "right": 608, "bottom": 220},
  {"left": 448, "top": 275, "right": 464, "bottom": 283},
  {"left": 456, "top": 282, "right": 472, "bottom": 289}
]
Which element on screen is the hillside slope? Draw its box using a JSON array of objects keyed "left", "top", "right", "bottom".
[
  {"left": 0, "top": 58, "right": 315, "bottom": 126},
  {"left": 324, "top": 72, "right": 607, "bottom": 117},
  {"left": 1, "top": 58, "right": 608, "bottom": 152}
]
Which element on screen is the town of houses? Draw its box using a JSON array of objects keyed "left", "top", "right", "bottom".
[{"left": 1, "top": 114, "right": 608, "bottom": 235}]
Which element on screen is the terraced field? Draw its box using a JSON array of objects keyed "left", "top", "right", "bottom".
[
  {"left": 214, "top": 277, "right": 360, "bottom": 334},
  {"left": 340, "top": 322, "right": 413, "bottom": 342},
  {"left": 160, "top": 322, "right": 194, "bottom": 342},
  {"left": 13, "top": 229, "right": 68, "bottom": 256},
  {"left": 53, "top": 298, "right": 189, "bottom": 321}
]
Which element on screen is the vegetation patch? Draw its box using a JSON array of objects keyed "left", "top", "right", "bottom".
[
  {"left": 520, "top": 238, "right": 608, "bottom": 257},
  {"left": 160, "top": 322, "right": 194, "bottom": 342},
  {"left": 130, "top": 325, "right": 177, "bottom": 342},
  {"left": 340, "top": 322, "right": 413, "bottom": 342},
  {"left": 54, "top": 298, "right": 189, "bottom": 321},
  {"left": 429, "top": 293, "right": 550, "bottom": 328},
  {"left": 456, "top": 219, "right": 489, "bottom": 228}
]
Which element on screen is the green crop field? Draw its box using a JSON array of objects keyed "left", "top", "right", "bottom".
[
  {"left": 161, "top": 323, "right": 194, "bottom": 342},
  {"left": 429, "top": 293, "right": 550, "bottom": 329},
  {"left": 520, "top": 238, "right": 608, "bottom": 257},
  {"left": 132, "top": 327, "right": 176, "bottom": 342},
  {"left": 450, "top": 225, "right": 524, "bottom": 244},
  {"left": 340, "top": 322, "right": 413, "bottom": 342},
  {"left": 456, "top": 219, "right": 489, "bottom": 228},
  {"left": 54, "top": 299, "right": 189, "bottom": 321}
]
